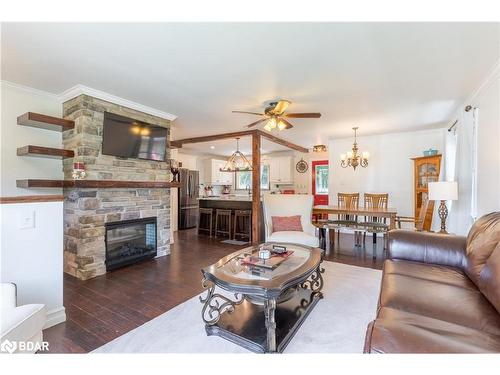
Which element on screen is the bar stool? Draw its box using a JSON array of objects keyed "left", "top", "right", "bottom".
[
  {"left": 233, "top": 210, "right": 251, "bottom": 242},
  {"left": 198, "top": 208, "right": 214, "bottom": 236},
  {"left": 215, "top": 209, "right": 232, "bottom": 238}
]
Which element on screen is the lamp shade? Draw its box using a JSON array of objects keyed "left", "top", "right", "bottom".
[{"left": 428, "top": 181, "right": 458, "bottom": 201}]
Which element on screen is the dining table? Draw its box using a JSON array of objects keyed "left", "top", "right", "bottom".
[
  {"left": 312, "top": 205, "right": 398, "bottom": 255},
  {"left": 313, "top": 205, "right": 398, "bottom": 229}
]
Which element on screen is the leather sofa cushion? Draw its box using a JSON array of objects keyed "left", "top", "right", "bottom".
[
  {"left": 365, "top": 307, "right": 500, "bottom": 353},
  {"left": 387, "top": 230, "right": 466, "bottom": 269},
  {"left": 383, "top": 259, "right": 477, "bottom": 290},
  {"left": 464, "top": 212, "right": 500, "bottom": 312},
  {"left": 478, "top": 243, "right": 500, "bottom": 314},
  {"left": 379, "top": 262, "right": 500, "bottom": 336}
]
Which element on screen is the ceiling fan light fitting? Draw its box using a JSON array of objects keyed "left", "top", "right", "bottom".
[
  {"left": 312, "top": 144, "right": 327, "bottom": 153},
  {"left": 277, "top": 120, "right": 287, "bottom": 131}
]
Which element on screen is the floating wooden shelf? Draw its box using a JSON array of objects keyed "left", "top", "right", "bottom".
[
  {"left": 17, "top": 112, "right": 75, "bottom": 132},
  {"left": 16, "top": 179, "right": 181, "bottom": 189},
  {"left": 17, "top": 145, "right": 74, "bottom": 159}
]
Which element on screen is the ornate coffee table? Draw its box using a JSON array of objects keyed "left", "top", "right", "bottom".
[{"left": 200, "top": 243, "right": 324, "bottom": 353}]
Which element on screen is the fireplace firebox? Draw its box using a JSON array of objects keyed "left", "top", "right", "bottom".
[{"left": 105, "top": 217, "right": 157, "bottom": 271}]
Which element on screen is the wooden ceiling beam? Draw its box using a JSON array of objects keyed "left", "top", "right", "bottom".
[
  {"left": 170, "top": 130, "right": 256, "bottom": 148},
  {"left": 171, "top": 129, "right": 309, "bottom": 153},
  {"left": 256, "top": 130, "right": 309, "bottom": 153}
]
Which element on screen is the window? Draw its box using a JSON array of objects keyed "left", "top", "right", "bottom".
[
  {"left": 236, "top": 164, "right": 270, "bottom": 190},
  {"left": 315, "top": 164, "right": 329, "bottom": 195}
]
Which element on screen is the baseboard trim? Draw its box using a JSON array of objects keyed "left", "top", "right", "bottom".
[{"left": 44, "top": 306, "right": 66, "bottom": 329}]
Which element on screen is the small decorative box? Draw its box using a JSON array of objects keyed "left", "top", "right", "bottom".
[{"left": 272, "top": 245, "right": 287, "bottom": 254}]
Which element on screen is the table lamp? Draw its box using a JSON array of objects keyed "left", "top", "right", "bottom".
[{"left": 428, "top": 181, "right": 458, "bottom": 234}]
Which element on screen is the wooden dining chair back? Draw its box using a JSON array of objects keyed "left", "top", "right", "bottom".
[
  {"left": 337, "top": 193, "right": 360, "bottom": 222},
  {"left": 415, "top": 197, "right": 430, "bottom": 231},
  {"left": 364, "top": 193, "right": 389, "bottom": 224},
  {"left": 396, "top": 196, "right": 429, "bottom": 231}
]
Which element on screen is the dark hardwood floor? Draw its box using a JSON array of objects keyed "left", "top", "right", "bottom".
[{"left": 42, "top": 229, "right": 384, "bottom": 353}]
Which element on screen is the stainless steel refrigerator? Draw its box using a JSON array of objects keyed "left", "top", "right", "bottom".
[{"left": 178, "top": 168, "right": 199, "bottom": 229}]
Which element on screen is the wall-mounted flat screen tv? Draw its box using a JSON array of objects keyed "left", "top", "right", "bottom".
[{"left": 102, "top": 112, "right": 168, "bottom": 162}]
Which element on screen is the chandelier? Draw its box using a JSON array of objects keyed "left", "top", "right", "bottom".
[
  {"left": 220, "top": 137, "right": 253, "bottom": 172},
  {"left": 340, "top": 127, "right": 369, "bottom": 170}
]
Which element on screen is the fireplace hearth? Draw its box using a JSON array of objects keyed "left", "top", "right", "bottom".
[{"left": 105, "top": 217, "right": 157, "bottom": 271}]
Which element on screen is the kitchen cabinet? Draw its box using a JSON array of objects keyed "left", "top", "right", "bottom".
[
  {"left": 268, "top": 155, "right": 292, "bottom": 184},
  {"left": 203, "top": 159, "right": 233, "bottom": 185}
]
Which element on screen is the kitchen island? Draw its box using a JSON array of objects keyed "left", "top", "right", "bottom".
[
  {"left": 198, "top": 195, "right": 253, "bottom": 210},
  {"left": 198, "top": 196, "right": 264, "bottom": 241}
]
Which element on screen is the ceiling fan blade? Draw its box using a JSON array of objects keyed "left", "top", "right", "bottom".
[
  {"left": 272, "top": 100, "right": 291, "bottom": 115},
  {"left": 232, "top": 110, "right": 264, "bottom": 116},
  {"left": 279, "top": 118, "right": 294, "bottom": 129},
  {"left": 284, "top": 112, "right": 322, "bottom": 118},
  {"left": 246, "top": 118, "right": 267, "bottom": 128}
]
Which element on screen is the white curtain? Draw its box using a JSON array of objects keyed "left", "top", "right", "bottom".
[
  {"left": 470, "top": 108, "right": 479, "bottom": 222},
  {"left": 442, "top": 126, "right": 458, "bottom": 231},
  {"left": 449, "top": 107, "right": 478, "bottom": 235}
]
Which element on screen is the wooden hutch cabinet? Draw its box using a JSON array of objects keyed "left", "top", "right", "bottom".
[{"left": 411, "top": 154, "right": 442, "bottom": 231}]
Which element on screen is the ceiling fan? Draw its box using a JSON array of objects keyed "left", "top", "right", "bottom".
[{"left": 232, "top": 99, "right": 321, "bottom": 131}]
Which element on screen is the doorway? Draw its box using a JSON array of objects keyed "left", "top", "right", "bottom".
[{"left": 312, "top": 160, "right": 329, "bottom": 205}]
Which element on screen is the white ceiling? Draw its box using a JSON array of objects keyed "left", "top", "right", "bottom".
[{"left": 2, "top": 23, "right": 499, "bottom": 154}]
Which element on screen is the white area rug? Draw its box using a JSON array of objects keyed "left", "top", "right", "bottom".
[{"left": 94, "top": 261, "right": 382, "bottom": 353}]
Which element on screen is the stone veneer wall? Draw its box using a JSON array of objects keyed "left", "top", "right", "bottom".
[{"left": 62, "top": 95, "right": 171, "bottom": 280}]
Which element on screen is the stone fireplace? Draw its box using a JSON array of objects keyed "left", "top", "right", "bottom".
[{"left": 62, "top": 94, "right": 172, "bottom": 280}]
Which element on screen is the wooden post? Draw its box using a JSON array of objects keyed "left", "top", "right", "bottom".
[{"left": 252, "top": 132, "right": 261, "bottom": 244}]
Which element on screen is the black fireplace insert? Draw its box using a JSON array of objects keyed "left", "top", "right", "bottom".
[{"left": 105, "top": 217, "right": 157, "bottom": 271}]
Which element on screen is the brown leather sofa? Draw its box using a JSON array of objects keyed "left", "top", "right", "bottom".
[{"left": 364, "top": 211, "right": 500, "bottom": 353}]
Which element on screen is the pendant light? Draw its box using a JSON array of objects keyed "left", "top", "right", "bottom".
[
  {"left": 340, "top": 127, "right": 369, "bottom": 170},
  {"left": 220, "top": 137, "right": 253, "bottom": 172}
]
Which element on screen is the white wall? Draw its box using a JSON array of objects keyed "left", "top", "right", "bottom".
[
  {"left": 449, "top": 63, "right": 500, "bottom": 235},
  {"left": 328, "top": 128, "right": 446, "bottom": 223},
  {"left": 0, "top": 201, "right": 65, "bottom": 328},
  {"left": 1, "top": 81, "right": 63, "bottom": 197},
  {"left": 0, "top": 82, "right": 65, "bottom": 328},
  {"left": 293, "top": 150, "right": 329, "bottom": 194},
  {"left": 475, "top": 66, "right": 500, "bottom": 216}
]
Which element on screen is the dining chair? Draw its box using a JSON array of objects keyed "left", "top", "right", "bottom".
[
  {"left": 326, "top": 192, "right": 361, "bottom": 248},
  {"left": 360, "top": 193, "right": 389, "bottom": 258},
  {"left": 396, "top": 197, "right": 429, "bottom": 231}
]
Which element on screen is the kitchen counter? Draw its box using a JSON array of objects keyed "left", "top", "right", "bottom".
[{"left": 198, "top": 195, "right": 259, "bottom": 202}]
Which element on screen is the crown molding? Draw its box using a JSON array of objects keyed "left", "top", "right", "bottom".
[
  {"left": 1, "top": 80, "right": 59, "bottom": 99},
  {"left": 58, "top": 84, "right": 177, "bottom": 121}
]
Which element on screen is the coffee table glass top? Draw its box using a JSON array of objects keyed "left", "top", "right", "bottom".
[
  {"left": 202, "top": 243, "right": 322, "bottom": 291},
  {"left": 220, "top": 246, "right": 310, "bottom": 281}
]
